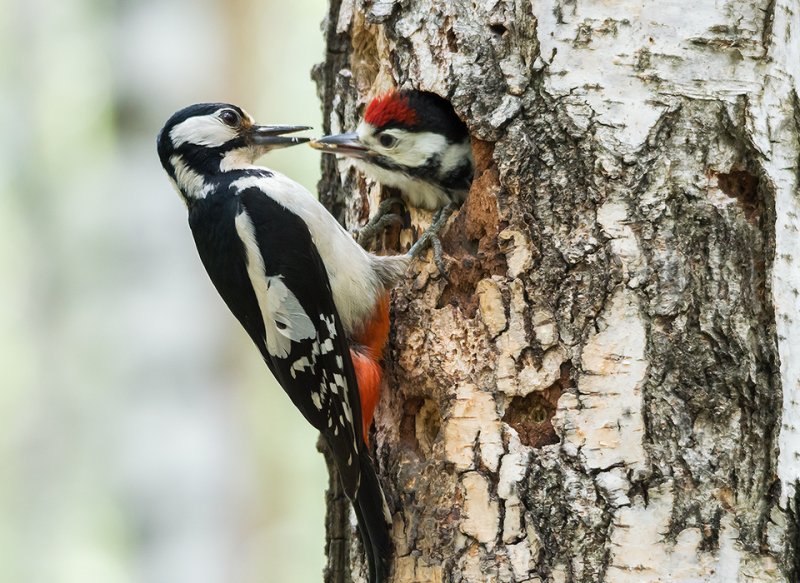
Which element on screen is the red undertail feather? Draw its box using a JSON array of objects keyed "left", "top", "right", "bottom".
[
  {"left": 350, "top": 349, "right": 382, "bottom": 446},
  {"left": 351, "top": 293, "right": 391, "bottom": 445},
  {"left": 364, "top": 91, "right": 418, "bottom": 129}
]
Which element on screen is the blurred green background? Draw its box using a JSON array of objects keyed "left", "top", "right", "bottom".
[{"left": 0, "top": 1, "right": 331, "bottom": 581}]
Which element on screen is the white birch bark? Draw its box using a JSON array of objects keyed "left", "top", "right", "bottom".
[{"left": 315, "top": 1, "right": 800, "bottom": 581}]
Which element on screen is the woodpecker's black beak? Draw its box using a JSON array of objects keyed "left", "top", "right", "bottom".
[
  {"left": 249, "top": 125, "right": 311, "bottom": 148},
  {"left": 310, "top": 133, "right": 368, "bottom": 159}
]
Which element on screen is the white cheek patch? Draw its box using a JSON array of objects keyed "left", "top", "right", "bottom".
[
  {"left": 360, "top": 123, "right": 449, "bottom": 169},
  {"left": 440, "top": 140, "right": 473, "bottom": 175},
  {"left": 235, "top": 210, "right": 316, "bottom": 358},
  {"left": 393, "top": 132, "right": 448, "bottom": 167},
  {"left": 170, "top": 114, "right": 238, "bottom": 148}
]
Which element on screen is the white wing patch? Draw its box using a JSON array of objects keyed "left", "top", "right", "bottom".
[
  {"left": 290, "top": 356, "right": 311, "bottom": 379},
  {"left": 320, "top": 314, "right": 337, "bottom": 338},
  {"left": 235, "top": 209, "right": 316, "bottom": 358}
]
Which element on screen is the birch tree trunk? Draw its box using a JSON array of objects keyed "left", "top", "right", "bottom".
[{"left": 313, "top": 1, "right": 800, "bottom": 581}]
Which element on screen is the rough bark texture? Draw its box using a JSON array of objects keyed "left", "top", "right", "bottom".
[{"left": 313, "top": 1, "right": 800, "bottom": 581}]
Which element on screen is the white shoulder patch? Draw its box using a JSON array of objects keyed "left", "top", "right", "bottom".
[
  {"left": 235, "top": 209, "right": 316, "bottom": 358},
  {"left": 263, "top": 276, "right": 317, "bottom": 353}
]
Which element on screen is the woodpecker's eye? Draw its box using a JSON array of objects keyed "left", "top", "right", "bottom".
[
  {"left": 378, "top": 133, "right": 397, "bottom": 148},
  {"left": 219, "top": 109, "right": 241, "bottom": 127}
]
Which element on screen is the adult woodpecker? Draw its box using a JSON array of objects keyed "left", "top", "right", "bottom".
[
  {"left": 157, "top": 103, "right": 406, "bottom": 583},
  {"left": 310, "top": 90, "right": 474, "bottom": 271}
]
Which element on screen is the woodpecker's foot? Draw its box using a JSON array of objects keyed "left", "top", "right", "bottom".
[
  {"left": 356, "top": 197, "right": 405, "bottom": 247},
  {"left": 407, "top": 202, "right": 457, "bottom": 276}
]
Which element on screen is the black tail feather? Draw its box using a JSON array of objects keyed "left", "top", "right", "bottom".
[{"left": 353, "top": 449, "right": 392, "bottom": 583}]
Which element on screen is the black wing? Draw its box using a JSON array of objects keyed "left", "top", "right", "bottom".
[{"left": 189, "top": 187, "right": 364, "bottom": 498}]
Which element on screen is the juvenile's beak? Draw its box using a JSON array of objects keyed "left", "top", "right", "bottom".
[
  {"left": 249, "top": 125, "right": 311, "bottom": 148},
  {"left": 310, "top": 132, "right": 368, "bottom": 159}
]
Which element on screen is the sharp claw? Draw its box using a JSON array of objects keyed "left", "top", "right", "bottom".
[
  {"left": 376, "top": 196, "right": 404, "bottom": 214},
  {"left": 356, "top": 213, "right": 402, "bottom": 246},
  {"left": 406, "top": 202, "right": 458, "bottom": 276},
  {"left": 355, "top": 197, "right": 407, "bottom": 248}
]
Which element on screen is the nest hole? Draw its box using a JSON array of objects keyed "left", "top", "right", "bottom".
[
  {"left": 399, "top": 397, "right": 441, "bottom": 457},
  {"left": 717, "top": 170, "right": 760, "bottom": 223},
  {"left": 503, "top": 363, "right": 571, "bottom": 448}
]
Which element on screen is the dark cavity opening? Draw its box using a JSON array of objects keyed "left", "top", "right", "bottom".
[{"left": 503, "top": 362, "right": 571, "bottom": 448}]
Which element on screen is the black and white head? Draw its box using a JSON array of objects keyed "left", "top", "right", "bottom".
[
  {"left": 157, "top": 103, "right": 309, "bottom": 202},
  {"left": 311, "top": 90, "right": 473, "bottom": 211}
]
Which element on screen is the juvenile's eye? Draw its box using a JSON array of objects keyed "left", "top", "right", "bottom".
[
  {"left": 378, "top": 133, "right": 397, "bottom": 148},
  {"left": 219, "top": 109, "right": 240, "bottom": 127}
]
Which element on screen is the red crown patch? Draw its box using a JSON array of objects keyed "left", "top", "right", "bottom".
[{"left": 364, "top": 91, "right": 418, "bottom": 128}]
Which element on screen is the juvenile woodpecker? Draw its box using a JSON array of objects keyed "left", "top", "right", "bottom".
[
  {"left": 311, "top": 90, "right": 474, "bottom": 270},
  {"left": 157, "top": 103, "right": 407, "bottom": 583}
]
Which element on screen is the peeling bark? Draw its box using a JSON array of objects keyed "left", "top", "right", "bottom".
[{"left": 314, "top": 1, "right": 800, "bottom": 581}]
